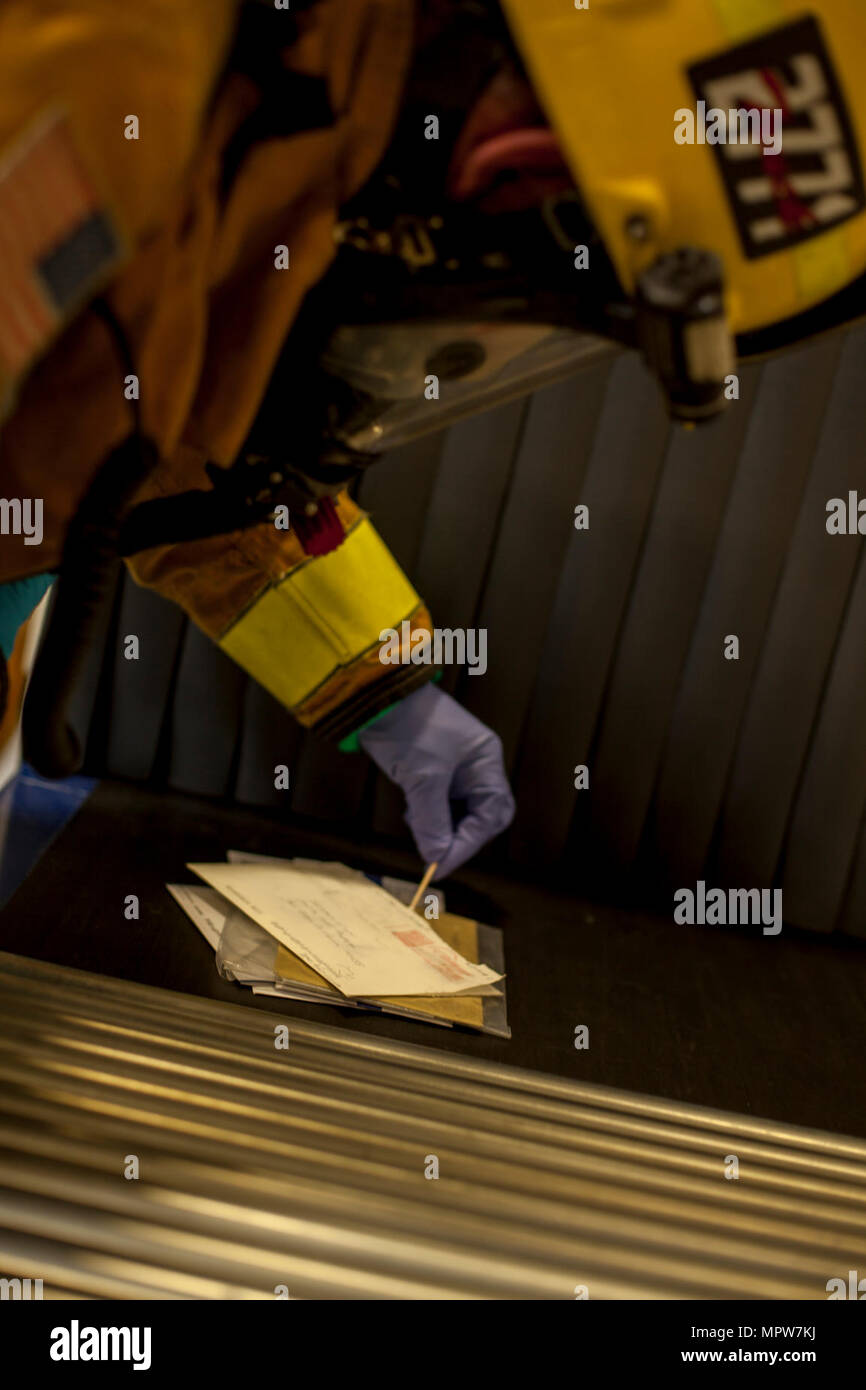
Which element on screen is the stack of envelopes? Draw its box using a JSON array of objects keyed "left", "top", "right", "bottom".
[{"left": 168, "top": 852, "right": 509, "bottom": 1037}]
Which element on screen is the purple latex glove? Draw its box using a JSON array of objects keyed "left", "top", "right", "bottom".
[{"left": 359, "top": 683, "right": 516, "bottom": 879}]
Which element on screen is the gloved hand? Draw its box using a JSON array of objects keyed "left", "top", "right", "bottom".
[{"left": 359, "top": 683, "right": 516, "bottom": 879}]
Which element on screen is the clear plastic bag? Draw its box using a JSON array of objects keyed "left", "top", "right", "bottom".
[{"left": 216, "top": 907, "right": 279, "bottom": 985}]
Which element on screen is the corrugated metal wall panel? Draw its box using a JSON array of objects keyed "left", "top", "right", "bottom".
[
  {"left": 837, "top": 812, "right": 866, "bottom": 940},
  {"left": 166, "top": 624, "right": 247, "bottom": 798},
  {"left": 510, "top": 353, "right": 671, "bottom": 864},
  {"left": 233, "top": 679, "right": 303, "bottom": 810},
  {"left": 458, "top": 363, "right": 612, "bottom": 768},
  {"left": 104, "top": 582, "right": 186, "bottom": 782},
  {"left": 589, "top": 365, "right": 762, "bottom": 867},
  {"left": 782, "top": 545, "right": 866, "bottom": 931},
  {"left": 651, "top": 335, "right": 843, "bottom": 887},
  {"left": 715, "top": 325, "right": 866, "bottom": 894}
]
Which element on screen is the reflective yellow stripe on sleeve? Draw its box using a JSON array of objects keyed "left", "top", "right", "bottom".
[{"left": 218, "top": 516, "right": 420, "bottom": 713}]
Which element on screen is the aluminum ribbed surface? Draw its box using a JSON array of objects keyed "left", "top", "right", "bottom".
[{"left": 0, "top": 950, "right": 863, "bottom": 1300}]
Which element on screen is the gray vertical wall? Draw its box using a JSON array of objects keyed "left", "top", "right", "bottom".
[{"left": 75, "top": 329, "right": 866, "bottom": 935}]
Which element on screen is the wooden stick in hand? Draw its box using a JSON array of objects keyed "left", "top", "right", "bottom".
[{"left": 408, "top": 862, "right": 438, "bottom": 913}]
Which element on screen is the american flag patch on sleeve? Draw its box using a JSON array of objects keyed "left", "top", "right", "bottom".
[{"left": 0, "top": 109, "right": 124, "bottom": 382}]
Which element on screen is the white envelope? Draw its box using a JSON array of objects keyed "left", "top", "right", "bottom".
[{"left": 187, "top": 860, "right": 503, "bottom": 998}]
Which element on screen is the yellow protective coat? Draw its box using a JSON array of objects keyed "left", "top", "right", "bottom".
[{"left": 0, "top": 0, "right": 432, "bottom": 737}]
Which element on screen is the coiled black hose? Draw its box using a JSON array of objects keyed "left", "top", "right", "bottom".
[{"left": 22, "top": 301, "right": 158, "bottom": 778}]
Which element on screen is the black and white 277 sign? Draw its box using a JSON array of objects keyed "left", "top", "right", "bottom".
[{"left": 688, "top": 16, "right": 865, "bottom": 259}]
